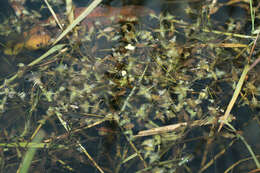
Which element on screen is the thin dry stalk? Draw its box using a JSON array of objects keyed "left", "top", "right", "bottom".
[
  {"left": 200, "top": 122, "right": 217, "bottom": 168},
  {"left": 65, "top": 0, "right": 74, "bottom": 24},
  {"left": 224, "top": 156, "right": 260, "bottom": 173},
  {"left": 55, "top": 110, "right": 104, "bottom": 173},
  {"left": 52, "top": 0, "right": 102, "bottom": 45},
  {"left": 217, "top": 64, "right": 250, "bottom": 131},
  {"left": 135, "top": 115, "right": 233, "bottom": 137},
  {"left": 218, "top": 32, "right": 259, "bottom": 132},
  {"left": 44, "top": 0, "right": 63, "bottom": 30},
  {"left": 198, "top": 139, "right": 236, "bottom": 173}
]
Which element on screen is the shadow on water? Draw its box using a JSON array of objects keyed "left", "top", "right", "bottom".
[{"left": 0, "top": 0, "right": 260, "bottom": 172}]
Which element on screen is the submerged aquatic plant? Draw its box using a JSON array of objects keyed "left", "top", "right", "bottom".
[{"left": 0, "top": 0, "right": 260, "bottom": 172}]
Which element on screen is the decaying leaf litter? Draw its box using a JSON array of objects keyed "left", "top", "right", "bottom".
[{"left": 0, "top": 0, "right": 260, "bottom": 172}]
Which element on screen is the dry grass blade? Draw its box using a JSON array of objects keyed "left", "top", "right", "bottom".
[
  {"left": 44, "top": 0, "right": 63, "bottom": 30},
  {"left": 218, "top": 32, "right": 260, "bottom": 132},
  {"left": 65, "top": 0, "right": 74, "bottom": 25},
  {"left": 217, "top": 65, "right": 250, "bottom": 132},
  {"left": 202, "top": 28, "right": 256, "bottom": 39},
  {"left": 52, "top": 0, "right": 102, "bottom": 45},
  {"left": 27, "top": 44, "right": 66, "bottom": 67},
  {"left": 134, "top": 115, "right": 231, "bottom": 137}
]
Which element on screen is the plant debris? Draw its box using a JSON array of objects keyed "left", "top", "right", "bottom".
[{"left": 0, "top": 0, "right": 260, "bottom": 172}]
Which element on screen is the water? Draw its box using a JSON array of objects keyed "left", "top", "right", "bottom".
[{"left": 0, "top": 0, "right": 259, "bottom": 172}]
